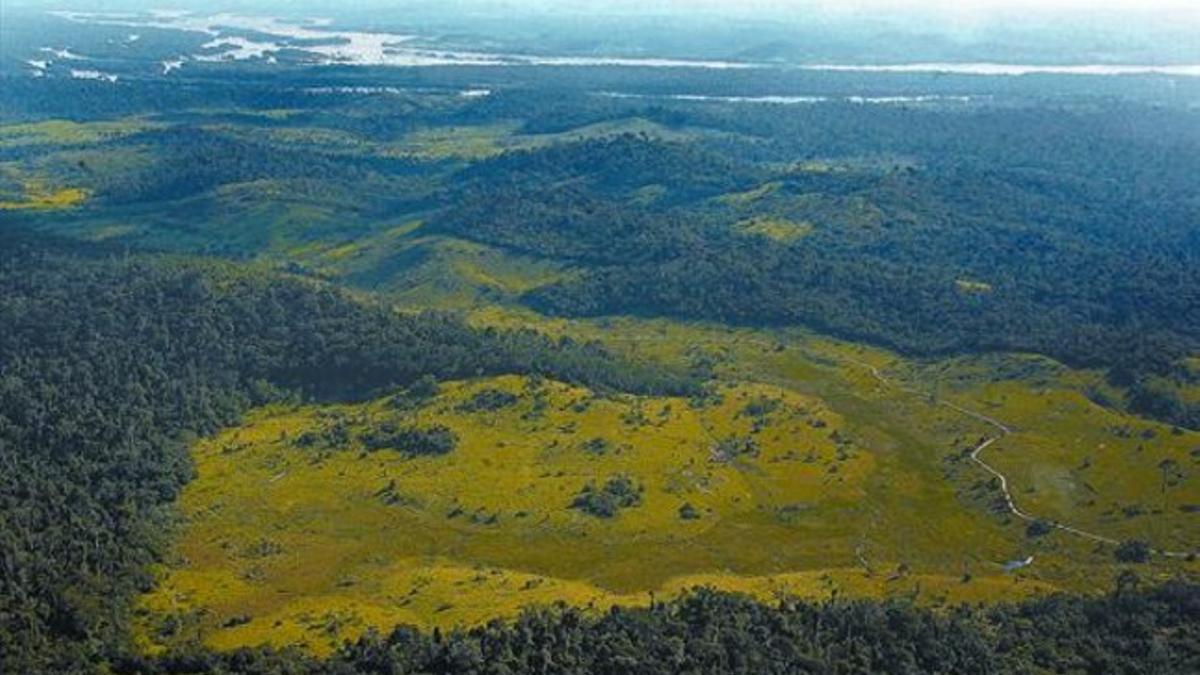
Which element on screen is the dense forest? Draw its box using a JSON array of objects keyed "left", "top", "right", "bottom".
[
  {"left": 437, "top": 132, "right": 1200, "bottom": 383},
  {"left": 0, "top": 231, "right": 695, "bottom": 672},
  {"left": 15, "top": 85, "right": 1193, "bottom": 401},
  {"left": 117, "top": 583, "right": 1200, "bottom": 674}
]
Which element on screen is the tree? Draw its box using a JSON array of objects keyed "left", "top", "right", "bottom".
[
  {"left": 1114, "top": 539, "right": 1151, "bottom": 564},
  {"left": 1025, "top": 519, "right": 1054, "bottom": 538},
  {"left": 1152, "top": 454, "right": 1180, "bottom": 506},
  {"left": 1115, "top": 569, "right": 1141, "bottom": 594}
]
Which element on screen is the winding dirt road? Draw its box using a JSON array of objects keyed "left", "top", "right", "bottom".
[
  {"left": 607, "top": 331, "right": 1195, "bottom": 559},
  {"left": 835, "top": 355, "right": 1194, "bottom": 558}
]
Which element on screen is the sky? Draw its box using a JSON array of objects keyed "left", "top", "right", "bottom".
[
  {"left": 6, "top": 0, "right": 1197, "bottom": 40},
  {"left": 533, "top": 0, "right": 1200, "bottom": 23},
  {"left": 6, "top": 0, "right": 1198, "bottom": 21},
  {"left": 703, "top": 0, "right": 1198, "bottom": 8},
  {"left": 4, "top": 0, "right": 1196, "bottom": 65},
  {"left": 9, "top": 0, "right": 1200, "bottom": 10},
  {"left": 433, "top": 0, "right": 1200, "bottom": 15}
]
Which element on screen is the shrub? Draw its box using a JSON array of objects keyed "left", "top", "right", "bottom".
[
  {"left": 571, "top": 475, "right": 643, "bottom": 518},
  {"left": 581, "top": 437, "right": 612, "bottom": 455},
  {"left": 714, "top": 435, "right": 760, "bottom": 460},
  {"left": 1026, "top": 519, "right": 1054, "bottom": 538},
  {"left": 391, "top": 375, "right": 440, "bottom": 409},
  {"left": 361, "top": 424, "right": 458, "bottom": 457},
  {"left": 457, "top": 388, "right": 519, "bottom": 413},
  {"left": 740, "top": 396, "right": 781, "bottom": 419},
  {"left": 1114, "top": 539, "right": 1151, "bottom": 564}
]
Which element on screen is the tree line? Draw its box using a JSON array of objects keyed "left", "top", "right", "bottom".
[{"left": 120, "top": 582, "right": 1200, "bottom": 674}]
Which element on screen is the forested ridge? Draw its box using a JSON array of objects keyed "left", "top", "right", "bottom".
[
  {"left": 430, "top": 132, "right": 1200, "bottom": 427},
  {"left": 8, "top": 82, "right": 1199, "bottom": 408},
  {"left": 0, "top": 232, "right": 695, "bottom": 672},
  {"left": 434, "top": 134, "right": 1200, "bottom": 383}
]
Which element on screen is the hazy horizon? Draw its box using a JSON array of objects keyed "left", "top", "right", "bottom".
[
  {"left": 7, "top": 0, "right": 1199, "bottom": 22},
  {"left": 4, "top": 0, "right": 1200, "bottom": 66}
]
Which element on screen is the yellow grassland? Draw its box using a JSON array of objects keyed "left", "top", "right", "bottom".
[
  {"left": 0, "top": 118, "right": 161, "bottom": 147},
  {"left": 138, "top": 374, "right": 1058, "bottom": 654},
  {"left": 718, "top": 181, "right": 781, "bottom": 205},
  {"left": 137, "top": 309, "right": 1199, "bottom": 655},
  {"left": 955, "top": 279, "right": 994, "bottom": 294},
  {"left": 0, "top": 179, "right": 89, "bottom": 210},
  {"left": 735, "top": 216, "right": 814, "bottom": 243}
]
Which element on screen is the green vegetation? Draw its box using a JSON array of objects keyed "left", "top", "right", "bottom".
[
  {"left": 0, "top": 232, "right": 693, "bottom": 670},
  {"left": 1115, "top": 540, "right": 1152, "bottom": 564},
  {"left": 734, "top": 215, "right": 813, "bottom": 243},
  {"left": 123, "top": 584, "right": 1200, "bottom": 674},
  {"left": 128, "top": 329, "right": 1200, "bottom": 655},
  {"left": 3, "top": 51, "right": 1200, "bottom": 673},
  {"left": 456, "top": 388, "right": 520, "bottom": 413},
  {"left": 134, "top": 373, "right": 898, "bottom": 655},
  {"left": 571, "top": 475, "right": 644, "bottom": 518},
  {"left": 0, "top": 118, "right": 161, "bottom": 147},
  {"left": 8, "top": 86, "right": 1197, "bottom": 431},
  {"left": 442, "top": 132, "right": 1199, "bottom": 403},
  {"left": 360, "top": 423, "right": 459, "bottom": 456}
]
